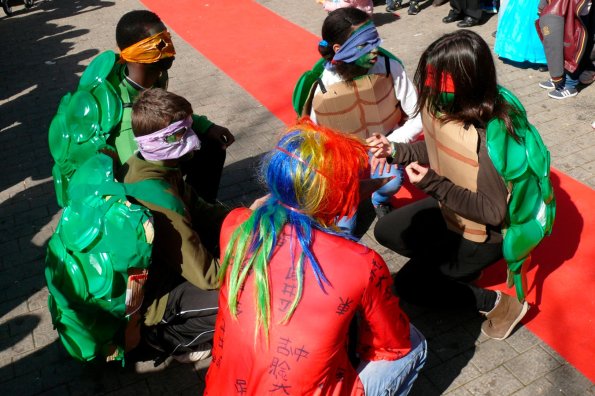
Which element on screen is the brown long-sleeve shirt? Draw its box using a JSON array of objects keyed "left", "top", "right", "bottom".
[
  {"left": 392, "top": 129, "right": 509, "bottom": 243},
  {"left": 120, "top": 154, "right": 229, "bottom": 325}
]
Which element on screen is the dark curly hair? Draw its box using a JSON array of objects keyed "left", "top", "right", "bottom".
[{"left": 116, "top": 10, "right": 165, "bottom": 50}]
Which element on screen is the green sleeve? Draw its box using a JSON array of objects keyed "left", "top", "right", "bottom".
[
  {"left": 191, "top": 114, "right": 214, "bottom": 135},
  {"left": 112, "top": 116, "right": 138, "bottom": 167}
]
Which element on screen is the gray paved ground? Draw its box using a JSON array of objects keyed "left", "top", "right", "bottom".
[{"left": 0, "top": 0, "right": 593, "bottom": 395}]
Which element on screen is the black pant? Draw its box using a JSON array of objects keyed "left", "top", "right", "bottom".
[
  {"left": 181, "top": 136, "right": 226, "bottom": 204},
  {"left": 374, "top": 197, "right": 499, "bottom": 312},
  {"left": 145, "top": 281, "right": 218, "bottom": 358},
  {"left": 450, "top": 0, "right": 482, "bottom": 20}
]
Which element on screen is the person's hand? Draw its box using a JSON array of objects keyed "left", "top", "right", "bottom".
[
  {"left": 366, "top": 134, "right": 391, "bottom": 158},
  {"left": 370, "top": 156, "right": 392, "bottom": 176},
  {"left": 405, "top": 162, "right": 428, "bottom": 184},
  {"left": 98, "top": 147, "right": 119, "bottom": 166},
  {"left": 249, "top": 194, "right": 270, "bottom": 211},
  {"left": 206, "top": 124, "right": 235, "bottom": 149}
]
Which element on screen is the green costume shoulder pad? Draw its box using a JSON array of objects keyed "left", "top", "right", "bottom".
[{"left": 292, "top": 57, "right": 326, "bottom": 116}]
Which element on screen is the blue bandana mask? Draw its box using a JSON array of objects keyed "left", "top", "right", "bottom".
[{"left": 331, "top": 22, "right": 381, "bottom": 65}]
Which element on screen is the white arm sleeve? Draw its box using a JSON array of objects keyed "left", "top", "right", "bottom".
[{"left": 386, "top": 59, "right": 423, "bottom": 143}]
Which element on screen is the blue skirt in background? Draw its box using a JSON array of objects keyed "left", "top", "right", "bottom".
[{"left": 494, "top": 0, "right": 546, "bottom": 65}]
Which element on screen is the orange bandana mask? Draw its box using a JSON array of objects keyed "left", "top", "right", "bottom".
[{"left": 119, "top": 31, "right": 176, "bottom": 64}]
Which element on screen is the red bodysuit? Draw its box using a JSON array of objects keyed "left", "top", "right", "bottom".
[{"left": 205, "top": 208, "right": 411, "bottom": 395}]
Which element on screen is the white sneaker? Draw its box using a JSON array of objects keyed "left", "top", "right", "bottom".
[{"left": 173, "top": 346, "right": 211, "bottom": 363}]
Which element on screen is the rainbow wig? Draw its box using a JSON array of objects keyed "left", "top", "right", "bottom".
[{"left": 219, "top": 117, "right": 369, "bottom": 339}]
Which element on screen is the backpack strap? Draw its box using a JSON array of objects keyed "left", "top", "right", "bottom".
[
  {"left": 384, "top": 53, "right": 391, "bottom": 77},
  {"left": 70, "top": 179, "right": 186, "bottom": 216},
  {"left": 317, "top": 77, "right": 327, "bottom": 94}
]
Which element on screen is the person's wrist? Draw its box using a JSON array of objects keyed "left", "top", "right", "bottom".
[
  {"left": 390, "top": 142, "right": 397, "bottom": 159},
  {"left": 386, "top": 143, "right": 397, "bottom": 164}
]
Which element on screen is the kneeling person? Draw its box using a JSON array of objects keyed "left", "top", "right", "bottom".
[
  {"left": 121, "top": 88, "right": 229, "bottom": 363},
  {"left": 205, "top": 119, "right": 427, "bottom": 395}
]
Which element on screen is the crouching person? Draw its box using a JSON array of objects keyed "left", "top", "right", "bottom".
[
  {"left": 120, "top": 88, "right": 229, "bottom": 364},
  {"left": 205, "top": 119, "right": 427, "bottom": 395}
]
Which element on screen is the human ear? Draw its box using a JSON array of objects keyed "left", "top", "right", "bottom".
[{"left": 332, "top": 43, "right": 341, "bottom": 53}]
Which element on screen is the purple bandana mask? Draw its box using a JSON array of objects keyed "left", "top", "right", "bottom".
[{"left": 135, "top": 116, "right": 201, "bottom": 161}]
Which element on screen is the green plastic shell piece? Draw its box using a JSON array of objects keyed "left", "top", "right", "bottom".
[
  {"left": 292, "top": 57, "right": 326, "bottom": 115},
  {"left": 503, "top": 219, "right": 545, "bottom": 264},
  {"left": 61, "top": 201, "right": 103, "bottom": 252},
  {"left": 46, "top": 235, "right": 89, "bottom": 305},
  {"left": 51, "top": 163, "right": 69, "bottom": 208},
  {"left": 45, "top": 153, "right": 186, "bottom": 362},
  {"left": 49, "top": 51, "right": 123, "bottom": 208},
  {"left": 66, "top": 91, "right": 100, "bottom": 143},
  {"left": 486, "top": 118, "right": 528, "bottom": 180},
  {"left": 79, "top": 50, "right": 118, "bottom": 90},
  {"left": 45, "top": 154, "right": 153, "bottom": 362},
  {"left": 48, "top": 295, "right": 123, "bottom": 362},
  {"left": 507, "top": 175, "right": 542, "bottom": 225},
  {"left": 49, "top": 106, "right": 71, "bottom": 165},
  {"left": 91, "top": 80, "right": 123, "bottom": 135},
  {"left": 486, "top": 87, "right": 556, "bottom": 301}
]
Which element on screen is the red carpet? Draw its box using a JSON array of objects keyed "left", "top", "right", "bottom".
[
  {"left": 480, "top": 170, "right": 595, "bottom": 381},
  {"left": 142, "top": 0, "right": 595, "bottom": 381},
  {"left": 140, "top": 0, "right": 320, "bottom": 126}
]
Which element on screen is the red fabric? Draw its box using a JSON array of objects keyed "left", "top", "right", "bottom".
[
  {"left": 425, "top": 65, "right": 455, "bottom": 93},
  {"left": 205, "top": 208, "right": 411, "bottom": 396}
]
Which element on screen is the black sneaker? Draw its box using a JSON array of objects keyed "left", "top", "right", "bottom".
[
  {"left": 374, "top": 204, "right": 393, "bottom": 219},
  {"left": 408, "top": 1, "right": 421, "bottom": 15},
  {"left": 456, "top": 16, "right": 479, "bottom": 27}
]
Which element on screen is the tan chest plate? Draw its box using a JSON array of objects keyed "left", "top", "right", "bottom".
[
  {"left": 423, "top": 110, "right": 487, "bottom": 242},
  {"left": 312, "top": 74, "right": 402, "bottom": 139}
]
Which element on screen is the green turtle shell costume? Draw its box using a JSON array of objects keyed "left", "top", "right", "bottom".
[
  {"left": 46, "top": 153, "right": 185, "bottom": 362},
  {"left": 46, "top": 52, "right": 185, "bottom": 362},
  {"left": 486, "top": 87, "right": 556, "bottom": 301}
]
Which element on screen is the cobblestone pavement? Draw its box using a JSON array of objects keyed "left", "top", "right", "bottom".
[{"left": 0, "top": 0, "right": 593, "bottom": 395}]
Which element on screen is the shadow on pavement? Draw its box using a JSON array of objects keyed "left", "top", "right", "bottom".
[{"left": 403, "top": 302, "right": 482, "bottom": 395}]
